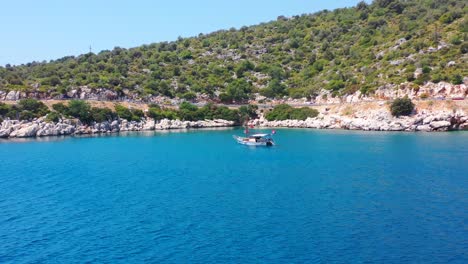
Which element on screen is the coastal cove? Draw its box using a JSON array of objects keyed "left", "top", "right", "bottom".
[
  {"left": 1, "top": 129, "right": 467, "bottom": 263},
  {"left": 2, "top": 0, "right": 467, "bottom": 263},
  {"left": 1, "top": 99, "right": 468, "bottom": 139}
]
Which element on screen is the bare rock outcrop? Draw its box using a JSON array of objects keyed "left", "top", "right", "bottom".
[
  {"left": 0, "top": 117, "right": 235, "bottom": 139},
  {"left": 253, "top": 109, "right": 467, "bottom": 132}
]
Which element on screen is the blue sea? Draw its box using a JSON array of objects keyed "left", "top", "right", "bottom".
[{"left": 0, "top": 129, "right": 467, "bottom": 263}]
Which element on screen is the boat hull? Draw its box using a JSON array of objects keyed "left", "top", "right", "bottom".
[{"left": 233, "top": 135, "right": 274, "bottom": 146}]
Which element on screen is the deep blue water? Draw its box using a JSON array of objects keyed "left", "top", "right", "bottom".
[{"left": 0, "top": 129, "right": 467, "bottom": 263}]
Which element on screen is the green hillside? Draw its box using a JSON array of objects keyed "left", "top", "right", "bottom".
[{"left": 1, "top": 0, "right": 466, "bottom": 103}]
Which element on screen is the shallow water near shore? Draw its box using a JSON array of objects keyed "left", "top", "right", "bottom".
[{"left": 1, "top": 129, "right": 467, "bottom": 263}]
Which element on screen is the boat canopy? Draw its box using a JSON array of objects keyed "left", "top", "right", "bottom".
[{"left": 250, "top": 134, "right": 270, "bottom": 137}]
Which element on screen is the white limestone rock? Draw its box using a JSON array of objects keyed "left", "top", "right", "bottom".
[
  {"left": 430, "top": 121, "right": 451, "bottom": 129},
  {"left": 14, "top": 124, "right": 39, "bottom": 137},
  {"left": 5, "top": 91, "right": 20, "bottom": 101}
]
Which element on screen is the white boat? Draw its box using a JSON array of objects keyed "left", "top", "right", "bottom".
[{"left": 233, "top": 133, "right": 275, "bottom": 146}]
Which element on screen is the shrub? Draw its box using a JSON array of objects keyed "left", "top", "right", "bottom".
[
  {"left": 17, "top": 98, "right": 49, "bottom": 117},
  {"left": 422, "top": 66, "right": 431, "bottom": 74},
  {"left": 0, "top": 99, "right": 50, "bottom": 120},
  {"left": 19, "top": 110, "right": 36, "bottom": 121},
  {"left": 439, "top": 12, "right": 454, "bottom": 24},
  {"left": 225, "top": 79, "right": 252, "bottom": 103},
  {"left": 450, "top": 36, "right": 462, "bottom": 45},
  {"left": 289, "top": 107, "right": 319, "bottom": 120},
  {"left": 212, "top": 106, "right": 240, "bottom": 122},
  {"left": 420, "top": 93, "right": 429, "bottom": 99},
  {"left": 390, "top": 97, "right": 415, "bottom": 117},
  {"left": 461, "top": 43, "right": 468, "bottom": 54},
  {"left": 115, "top": 104, "right": 143, "bottom": 121},
  {"left": 0, "top": 103, "right": 11, "bottom": 116},
  {"left": 265, "top": 104, "right": 292, "bottom": 121},
  {"left": 147, "top": 106, "right": 164, "bottom": 121},
  {"left": 46, "top": 112, "right": 61, "bottom": 123},
  {"left": 265, "top": 104, "right": 318, "bottom": 121},
  {"left": 68, "top": 100, "right": 93, "bottom": 124},
  {"left": 179, "top": 91, "right": 197, "bottom": 101},
  {"left": 52, "top": 103, "right": 69, "bottom": 115},
  {"left": 178, "top": 102, "right": 202, "bottom": 121},
  {"left": 261, "top": 79, "right": 287, "bottom": 98},
  {"left": 239, "top": 105, "right": 258, "bottom": 120},
  {"left": 4, "top": 106, "right": 19, "bottom": 120},
  {"left": 115, "top": 104, "right": 133, "bottom": 121},
  {"left": 91, "top": 107, "right": 116, "bottom": 122},
  {"left": 132, "top": 109, "right": 145, "bottom": 120},
  {"left": 451, "top": 74, "right": 463, "bottom": 85}
]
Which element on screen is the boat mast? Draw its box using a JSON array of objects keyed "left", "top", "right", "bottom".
[{"left": 244, "top": 117, "right": 250, "bottom": 135}]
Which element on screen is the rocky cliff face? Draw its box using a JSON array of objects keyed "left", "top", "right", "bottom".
[
  {"left": 0, "top": 118, "right": 235, "bottom": 138},
  {"left": 313, "top": 81, "right": 468, "bottom": 105},
  {"left": 2, "top": 80, "right": 467, "bottom": 106}
]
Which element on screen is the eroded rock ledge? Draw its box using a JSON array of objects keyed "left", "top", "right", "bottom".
[
  {"left": 251, "top": 109, "right": 468, "bottom": 132},
  {"left": 0, "top": 118, "right": 235, "bottom": 138}
]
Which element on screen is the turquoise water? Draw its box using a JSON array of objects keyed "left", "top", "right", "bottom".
[{"left": 0, "top": 129, "right": 467, "bottom": 263}]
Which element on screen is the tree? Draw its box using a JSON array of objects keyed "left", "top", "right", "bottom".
[
  {"left": 52, "top": 103, "right": 69, "bottom": 115},
  {"left": 178, "top": 102, "right": 201, "bottom": 121},
  {"left": 265, "top": 104, "right": 319, "bottom": 121},
  {"left": 461, "top": 43, "right": 468, "bottom": 54},
  {"left": 147, "top": 105, "right": 164, "bottom": 121},
  {"left": 225, "top": 79, "right": 252, "bottom": 103},
  {"left": 0, "top": 103, "right": 11, "bottom": 116},
  {"left": 68, "top": 100, "right": 93, "bottom": 124},
  {"left": 46, "top": 112, "right": 61, "bottom": 123},
  {"left": 374, "top": 0, "right": 396, "bottom": 8},
  {"left": 17, "top": 98, "right": 49, "bottom": 117},
  {"left": 239, "top": 104, "right": 258, "bottom": 120},
  {"left": 390, "top": 97, "right": 415, "bottom": 117},
  {"left": 357, "top": 1, "right": 368, "bottom": 10},
  {"left": 115, "top": 104, "right": 142, "bottom": 121},
  {"left": 439, "top": 12, "right": 454, "bottom": 24},
  {"left": 451, "top": 74, "right": 463, "bottom": 85},
  {"left": 261, "top": 79, "right": 287, "bottom": 98},
  {"left": 91, "top": 107, "right": 115, "bottom": 122},
  {"left": 388, "top": 1, "right": 404, "bottom": 14},
  {"left": 234, "top": 60, "right": 255, "bottom": 77}
]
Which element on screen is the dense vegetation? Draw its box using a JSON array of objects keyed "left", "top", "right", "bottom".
[
  {"left": 390, "top": 97, "right": 415, "bottom": 116},
  {"left": 0, "top": 99, "right": 254, "bottom": 124},
  {"left": 0, "top": 99, "right": 50, "bottom": 122},
  {"left": 265, "top": 104, "right": 319, "bottom": 121},
  {"left": 0, "top": 0, "right": 466, "bottom": 102}
]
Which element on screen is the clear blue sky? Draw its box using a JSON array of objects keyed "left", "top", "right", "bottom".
[{"left": 1, "top": 0, "right": 366, "bottom": 66}]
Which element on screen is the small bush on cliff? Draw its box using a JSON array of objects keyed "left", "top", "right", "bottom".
[
  {"left": 390, "top": 97, "right": 415, "bottom": 117},
  {"left": 265, "top": 104, "right": 319, "bottom": 121}
]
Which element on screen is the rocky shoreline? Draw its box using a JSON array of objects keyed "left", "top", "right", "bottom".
[
  {"left": 251, "top": 109, "right": 468, "bottom": 132},
  {"left": 0, "top": 118, "right": 235, "bottom": 138},
  {"left": 1, "top": 104, "right": 468, "bottom": 139}
]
